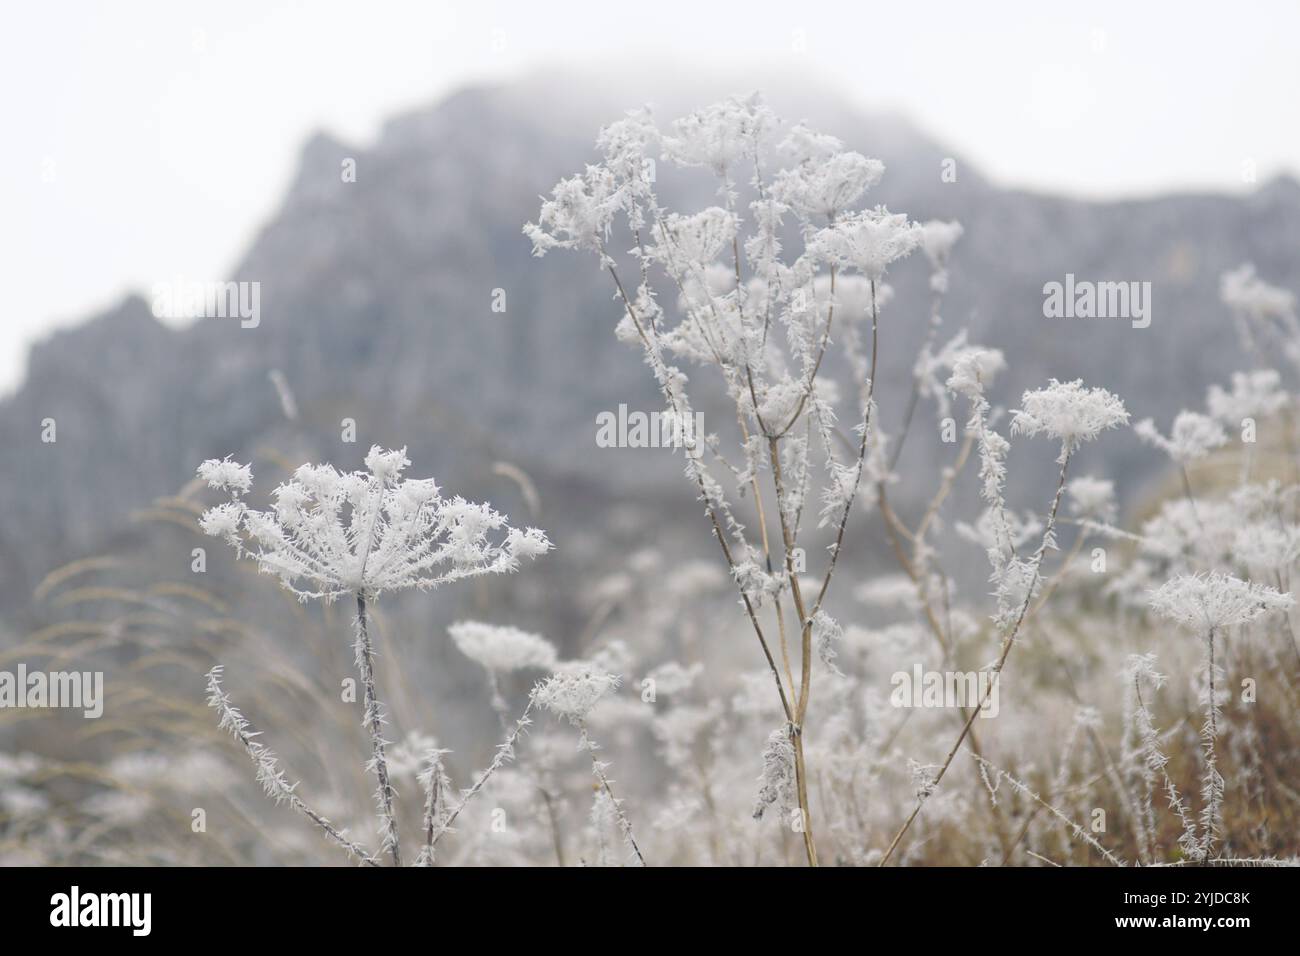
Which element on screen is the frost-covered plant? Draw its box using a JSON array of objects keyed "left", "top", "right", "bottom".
[
  {"left": 1133, "top": 412, "right": 1229, "bottom": 530},
  {"left": 880, "top": 377, "right": 1127, "bottom": 864},
  {"left": 1206, "top": 370, "right": 1288, "bottom": 426},
  {"left": 533, "top": 663, "right": 622, "bottom": 724},
  {"left": 752, "top": 727, "right": 797, "bottom": 822},
  {"left": 197, "top": 445, "right": 550, "bottom": 602},
  {"left": 1206, "top": 371, "right": 1288, "bottom": 483},
  {"left": 1148, "top": 572, "right": 1291, "bottom": 859},
  {"left": 1147, "top": 571, "right": 1292, "bottom": 632},
  {"left": 197, "top": 447, "right": 550, "bottom": 865},
  {"left": 1135, "top": 412, "right": 1228, "bottom": 467},
  {"left": 526, "top": 92, "right": 956, "bottom": 866},
  {"left": 532, "top": 664, "right": 644, "bottom": 865},
  {"left": 450, "top": 620, "right": 558, "bottom": 723},
  {"left": 526, "top": 92, "right": 1170, "bottom": 869},
  {"left": 515, "top": 96, "right": 1300, "bottom": 869},
  {"left": 450, "top": 622, "right": 558, "bottom": 675},
  {"left": 205, "top": 666, "right": 376, "bottom": 864},
  {"left": 1012, "top": 380, "right": 1130, "bottom": 463},
  {"left": 1068, "top": 476, "right": 1117, "bottom": 523},
  {"left": 1221, "top": 263, "right": 1300, "bottom": 364}
]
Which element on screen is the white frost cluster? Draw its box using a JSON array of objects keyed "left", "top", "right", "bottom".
[
  {"left": 197, "top": 456, "right": 253, "bottom": 495},
  {"left": 946, "top": 348, "right": 1005, "bottom": 400},
  {"left": 772, "top": 124, "right": 883, "bottom": 220},
  {"left": 1011, "top": 379, "right": 1130, "bottom": 460},
  {"left": 810, "top": 206, "right": 922, "bottom": 281},
  {"left": 196, "top": 446, "right": 551, "bottom": 601},
  {"left": 1134, "top": 412, "right": 1228, "bottom": 466},
  {"left": 1220, "top": 263, "right": 1296, "bottom": 325},
  {"left": 645, "top": 660, "right": 704, "bottom": 696},
  {"left": 1234, "top": 523, "right": 1300, "bottom": 571},
  {"left": 523, "top": 165, "right": 626, "bottom": 262},
  {"left": 752, "top": 728, "right": 796, "bottom": 821},
  {"left": 1205, "top": 370, "right": 1288, "bottom": 424},
  {"left": 449, "top": 621, "right": 558, "bottom": 673},
  {"left": 532, "top": 664, "right": 622, "bottom": 724},
  {"left": 1067, "top": 476, "right": 1117, "bottom": 521},
  {"left": 918, "top": 333, "right": 1004, "bottom": 419},
  {"left": 1147, "top": 571, "right": 1293, "bottom": 631},
  {"left": 660, "top": 92, "right": 776, "bottom": 175},
  {"left": 919, "top": 219, "right": 964, "bottom": 294}
]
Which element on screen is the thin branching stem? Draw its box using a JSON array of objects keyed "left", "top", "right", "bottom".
[
  {"left": 881, "top": 448, "right": 1075, "bottom": 865},
  {"left": 354, "top": 591, "right": 401, "bottom": 866}
]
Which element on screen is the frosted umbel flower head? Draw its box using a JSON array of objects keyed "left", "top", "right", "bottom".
[
  {"left": 532, "top": 664, "right": 621, "bottom": 724},
  {"left": 1134, "top": 412, "right": 1227, "bottom": 466},
  {"left": 1011, "top": 379, "right": 1129, "bottom": 462},
  {"left": 197, "top": 446, "right": 551, "bottom": 601},
  {"left": 810, "top": 206, "right": 922, "bottom": 281},
  {"left": 197, "top": 456, "right": 252, "bottom": 495},
  {"left": 945, "top": 347, "right": 1005, "bottom": 401},
  {"left": 1220, "top": 264, "right": 1296, "bottom": 326},
  {"left": 1205, "top": 370, "right": 1288, "bottom": 424},
  {"left": 1067, "top": 475, "right": 1117, "bottom": 522},
  {"left": 1147, "top": 571, "right": 1292, "bottom": 631},
  {"left": 449, "top": 621, "right": 558, "bottom": 674},
  {"left": 771, "top": 123, "right": 884, "bottom": 221},
  {"left": 523, "top": 165, "right": 625, "bottom": 262},
  {"left": 661, "top": 92, "right": 776, "bottom": 175},
  {"left": 1147, "top": 569, "right": 1292, "bottom": 862},
  {"left": 919, "top": 219, "right": 964, "bottom": 268},
  {"left": 532, "top": 661, "right": 644, "bottom": 865},
  {"left": 199, "top": 446, "right": 552, "bottom": 868}
]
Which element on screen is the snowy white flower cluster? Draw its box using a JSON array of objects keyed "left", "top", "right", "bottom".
[
  {"left": 1067, "top": 476, "right": 1117, "bottom": 521},
  {"left": 1205, "top": 369, "right": 1288, "bottom": 425},
  {"left": 1134, "top": 412, "right": 1228, "bottom": 466},
  {"left": 197, "top": 446, "right": 551, "bottom": 601},
  {"left": 449, "top": 621, "right": 558, "bottom": 674},
  {"left": 1147, "top": 571, "right": 1293, "bottom": 631},
  {"left": 525, "top": 93, "right": 1169, "bottom": 867},
  {"left": 1011, "top": 379, "right": 1130, "bottom": 462},
  {"left": 809, "top": 206, "right": 922, "bottom": 281},
  {"left": 1221, "top": 263, "right": 1296, "bottom": 328},
  {"left": 531, "top": 664, "right": 622, "bottom": 724}
]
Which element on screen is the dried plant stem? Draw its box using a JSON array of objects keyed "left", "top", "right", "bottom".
[
  {"left": 880, "top": 450, "right": 1075, "bottom": 866},
  {"left": 427, "top": 700, "right": 533, "bottom": 858},
  {"left": 205, "top": 666, "right": 378, "bottom": 866},
  {"left": 354, "top": 591, "right": 401, "bottom": 866},
  {"left": 415, "top": 749, "right": 451, "bottom": 867},
  {"left": 768, "top": 437, "right": 819, "bottom": 867},
  {"left": 579, "top": 720, "right": 645, "bottom": 866},
  {"left": 738, "top": 410, "right": 797, "bottom": 696},
  {"left": 485, "top": 672, "right": 566, "bottom": 864},
  {"left": 1028, "top": 530, "right": 1088, "bottom": 619},
  {"left": 970, "top": 753, "right": 1125, "bottom": 866},
  {"left": 1199, "top": 626, "right": 1224, "bottom": 859},
  {"left": 602, "top": 255, "right": 795, "bottom": 726},
  {"left": 915, "top": 432, "right": 977, "bottom": 543},
  {"left": 875, "top": 487, "right": 1013, "bottom": 854},
  {"left": 606, "top": 223, "right": 822, "bottom": 863},
  {"left": 601, "top": 229, "right": 817, "bottom": 869},
  {"left": 765, "top": 279, "right": 885, "bottom": 868},
  {"left": 889, "top": 281, "right": 947, "bottom": 471},
  {"left": 540, "top": 789, "right": 567, "bottom": 867}
]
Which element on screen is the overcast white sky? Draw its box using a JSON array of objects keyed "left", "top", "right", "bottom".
[{"left": 3, "top": 1, "right": 1298, "bottom": 392}]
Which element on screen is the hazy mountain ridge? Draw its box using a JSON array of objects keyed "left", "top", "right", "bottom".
[{"left": 3, "top": 73, "right": 1298, "bottom": 607}]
